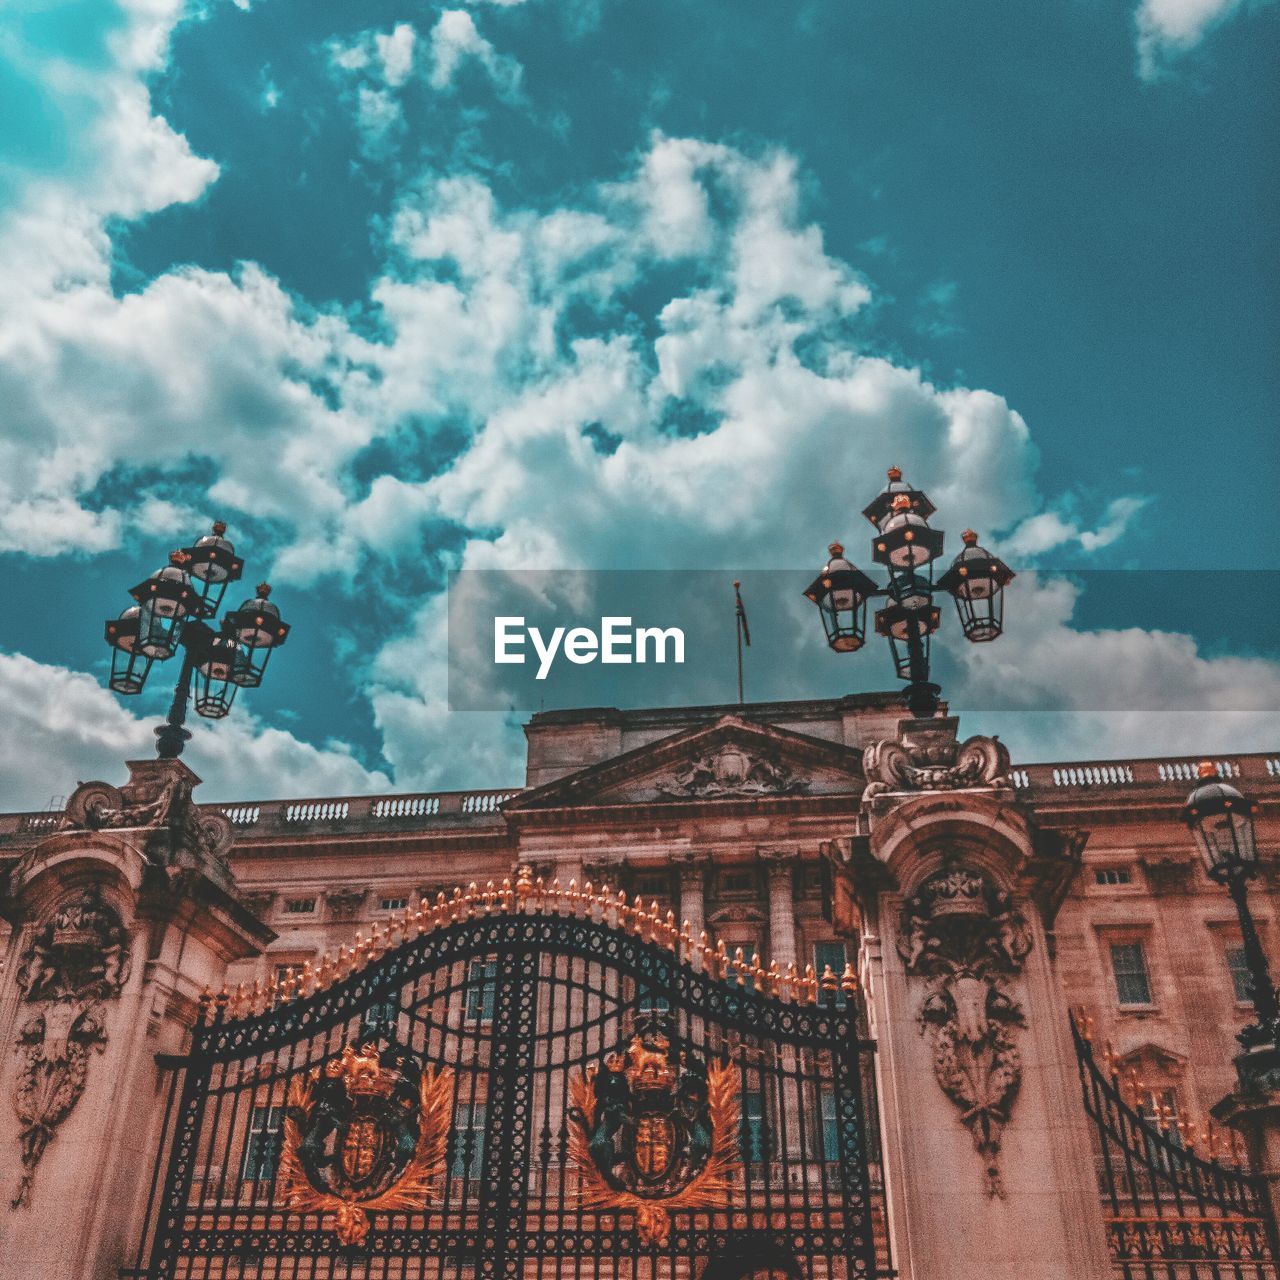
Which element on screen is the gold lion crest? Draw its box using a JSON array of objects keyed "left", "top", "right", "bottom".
[
  {"left": 277, "top": 1041, "right": 453, "bottom": 1244},
  {"left": 566, "top": 1030, "right": 741, "bottom": 1244}
]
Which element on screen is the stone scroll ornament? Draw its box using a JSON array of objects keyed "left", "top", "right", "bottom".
[
  {"left": 11, "top": 885, "right": 132, "bottom": 1207},
  {"left": 278, "top": 1041, "right": 453, "bottom": 1245},
  {"left": 566, "top": 1029, "right": 741, "bottom": 1245},
  {"left": 898, "top": 866, "right": 1031, "bottom": 1196}
]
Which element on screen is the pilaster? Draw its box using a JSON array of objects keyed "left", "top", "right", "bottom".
[
  {"left": 0, "top": 760, "right": 272, "bottom": 1279},
  {"left": 854, "top": 716, "right": 1110, "bottom": 1280}
]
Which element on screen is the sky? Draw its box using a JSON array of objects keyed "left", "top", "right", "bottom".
[{"left": 0, "top": 0, "right": 1276, "bottom": 808}]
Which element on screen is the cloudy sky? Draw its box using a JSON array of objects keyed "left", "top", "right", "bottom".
[{"left": 0, "top": 0, "right": 1275, "bottom": 808}]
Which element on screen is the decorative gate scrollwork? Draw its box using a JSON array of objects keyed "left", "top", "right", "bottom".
[{"left": 126, "top": 876, "right": 888, "bottom": 1278}]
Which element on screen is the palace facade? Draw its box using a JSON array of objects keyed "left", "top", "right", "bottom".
[{"left": 1, "top": 691, "right": 1277, "bottom": 1279}]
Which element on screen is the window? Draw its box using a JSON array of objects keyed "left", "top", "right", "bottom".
[
  {"left": 636, "top": 981, "right": 670, "bottom": 1013},
  {"left": 242, "top": 1106, "right": 282, "bottom": 1182},
  {"left": 1110, "top": 942, "right": 1153, "bottom": 1006},
  {"left": 720, "top": 870, "right": 756, "bottom": 896},
  {"left": 451, "top": 1102, "right": 487, "bottom": 1178},
  {"left": 379, "top": 895, "right": 408, "bottom": 913},
  {"left": 363, "top": 994, "right": 400, "bottom": 1032},
  {"left": 814, "top": 941, "right": 848, "bottom": 1007},
  {"left": 1227, "top": 946, "right": 1253, "bottom": 1003},
  {"left": 1095, "top": 868, "right": 1132, "bottom": 887},
  {"left": 819, "top": 1090, "right": 840, "bottom": 1161},
  {"left": 633, "top": 873, "right": 669, "bottom": 900},
  {"left": 282, "top": 897, "right": 316, "bottom": 915},
  {"left": 742, "top": 1091, "right": 767, "bottom": 1164},
  {"left": 1137, "top": 1087, "right": 1183, "bottom": 1154},
  {"left": 466, "top": 958, "right": 497, "bottom": 1023}
]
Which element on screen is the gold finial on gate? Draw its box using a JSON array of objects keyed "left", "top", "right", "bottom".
[
  {"left": 841, "top": 963, "right": 858, "bottom": 997},
  {"left": 803, "top": 964, "right": 818, "bottom": 1004},
  {"left": 516, "top": 865, "right": 533, "bottom": 902}
]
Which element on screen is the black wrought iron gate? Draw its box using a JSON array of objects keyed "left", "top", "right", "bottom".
[{"left": 126, "top": 879, "right": 887, "bottom": 1279}]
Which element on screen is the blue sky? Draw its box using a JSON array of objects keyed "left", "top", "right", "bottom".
[{"left": 0, "top": 0, "right": 1275, "bottom": 806}]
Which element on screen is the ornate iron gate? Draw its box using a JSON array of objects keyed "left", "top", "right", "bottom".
[
  {"left": 1072, "top": 1013, "right": 1278, "bottom": 1279},
  {"left": 126, "top": 875, "right": 887, "bottom": 1279}
]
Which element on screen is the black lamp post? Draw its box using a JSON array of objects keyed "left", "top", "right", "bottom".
[
  {"left": 804, "top": 467, "right": 1014, "bottom": 718},
  {"left": 103, "top": 522, "right": 291, "bottom": 760},
  {"left": 1183, "top": 762, "right": 1279, "bottom": 1054}
]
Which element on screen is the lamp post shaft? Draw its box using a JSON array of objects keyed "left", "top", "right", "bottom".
[
  {"left": 155, "top": 650, "right": 195, "bottom": 760},
  {"left": 1226, "top": 871, "right": 1280, "bottom": 1040}
]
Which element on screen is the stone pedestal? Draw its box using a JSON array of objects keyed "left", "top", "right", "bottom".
[
  {"left": 851, "top": 717, "right": 1111, "bottom": 1280},
  {"left": 0, "top": 759, "right": 272, "bottom": 1279}
]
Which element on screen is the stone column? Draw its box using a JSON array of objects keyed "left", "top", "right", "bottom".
[
  {"left": 675, "top": 853, "right": 708, "bottom": 942},
  {"left": 0, "top": 760, "right": 272, "bottom": 1279},
  {"left": 853, "top": 717, "right": 1112, "bottom": 1280},
  {"left": 760, "top": 850, "right": 798, "bottom": 971}
]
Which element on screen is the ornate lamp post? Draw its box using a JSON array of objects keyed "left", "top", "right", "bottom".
[
  {"left": 1183, "top": 763, "right": 1279, "bottom": 1055},
  {"left": 103, "top": 522, "right": 291, "bottom": 759},
  {"left": 803, "top": 466, "right": 1014, "bottom": 717}
]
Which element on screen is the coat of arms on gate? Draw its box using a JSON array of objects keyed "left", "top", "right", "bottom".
[
  {"left": 566, "top": 1029, "right": 741, "bottom": 1245},
  {"left": 277, "top": 1040, "right": 453, "bottom": 1245}
]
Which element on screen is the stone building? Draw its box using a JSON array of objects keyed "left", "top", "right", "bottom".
[{"left": 0, "top": 690, "right": 1276, "bottom": 1279}]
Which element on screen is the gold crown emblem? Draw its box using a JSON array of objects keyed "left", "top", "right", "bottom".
[
  {"left": 329, "top": 1044, "right": 397, "bottom": 1100},
  {"left": 617, "top": 1034, "right": 676, "bottom": 1094}
]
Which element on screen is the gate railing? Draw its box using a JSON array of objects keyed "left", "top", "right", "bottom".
[
  {"left": 1072, "top": 1012, "right": 1277, "bottom": 1279},
  {"left": 124, "top": 867, "right": 890, "bottom": 1280}
]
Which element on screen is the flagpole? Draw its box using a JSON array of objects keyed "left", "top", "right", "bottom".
[{"left": 734, "top": 580, "right": 745, "bottom": 705}]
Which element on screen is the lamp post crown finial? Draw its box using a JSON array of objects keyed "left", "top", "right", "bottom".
[
  {"left": 887, "top": 465, "right": 902, "bottom": 481},
  {"left": 1197, "top": 760, "right": 1217, "bottom": 780},
  {"left": 256, "top": 583, "right": 272, "bottom": 599},
  {"left": 827, "top": 541, "right": 844, "bottom": 558},
  {"left": 211, "top": 519, "right": 227, "bottom": 536},
  {"left": 962, "top": 529, "right": 979, "bottom": 546}
]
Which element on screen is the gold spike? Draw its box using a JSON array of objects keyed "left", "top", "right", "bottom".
[
  {"left": 502, "top": 876, "right": 514, "bottom": 910},
  {"left": 785, "top": 961, "right": 799, "bottom": 1003},
  {"left": 804, "top": 964, "right": 818, "bottom": 1004},
  {"left": 841, "top": 962, "right": 858, "bottom": 997},
  {"left": 301, "top": 961, "right": 314, "bottom": 996},
  {"left": 703, "top": 943, "right": 718, "bottom": 978},
  {"left": 766, "top": 962, "right": 780, "bottom": 997}
]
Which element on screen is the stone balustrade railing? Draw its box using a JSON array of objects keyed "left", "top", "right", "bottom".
[{"left": 1, "top": 754, "right": 1277, "bottom": 847}]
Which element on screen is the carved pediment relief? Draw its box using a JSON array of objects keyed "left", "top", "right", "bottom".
[
  {"left": 1114, "top": 1042, "right": 1188, "bottom": 1081},
  {"left": 708, "top": 904, "right": 767, "bottom": 925},
  {"left": 504, "top": 715, "right": 864, "bottom": 812}
]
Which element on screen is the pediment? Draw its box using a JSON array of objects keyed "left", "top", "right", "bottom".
[
  {"left": 505, "top": 715, "right": 865, "bottom": 812},
  {"left": 1114, "top": 1042, "right": 1188, "bottom": 1081}
]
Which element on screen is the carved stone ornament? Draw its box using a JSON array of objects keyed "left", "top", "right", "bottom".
[
  {"left": 863, "top": 722, "right": 1010, "bottom": 798},
  {"left": 325, "top": 888, "right": 366, "bottom": 919},
  {"left": 653, "top": 746, "right": 808, "bottom": 799},
  {"left": 11, "top": 886, "right": 132, "bottom": 1207},
  {"left": 60, "top": 768, "right": 233, "bottom": 866},
  {"left": 898, "top": 865, "right": 1031, "bottom": 1196}
]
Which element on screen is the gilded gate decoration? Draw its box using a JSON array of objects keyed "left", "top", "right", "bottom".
[
  {"left": 126, "top": 872, "right": 888, "bottom": 1279},
  {"left": 566, "top": 1029, "right": 741, "bottom": 1244},
  {"left": 278, "top": 1041, "right": 453, "bottom": 1244}
]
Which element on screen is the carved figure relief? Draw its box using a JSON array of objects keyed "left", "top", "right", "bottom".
[
  {"left": 566, "top": 1029, "right": 740, "bottom": 1244},
  {"left": 654, "top": 746, "right": 807, "bottom": 799},
  {"left": 11, "top": 886, "right": 132, "bottom": 1206},
  {"left": 898, "top": 865, "right": 1030, "bottom": 1196},
  {"left": 864, "top": 726, "right": 1010, "bottom": 797}
]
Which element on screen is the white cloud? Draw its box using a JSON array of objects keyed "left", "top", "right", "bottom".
[
  {"left": 1134, "top": 0, "right": 1265, "bottom": 78},
  {"left": 0, "top": 652, "right": 388, "bottom": 810},
  {"left": 429, "top": 10, "right": 523, "bottom": 98}
]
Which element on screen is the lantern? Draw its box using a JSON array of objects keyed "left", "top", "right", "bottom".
[
  {"left": 129, "top": 557, "right": 198, "bottom": 660},
  {"left": 103, "top": 606, "right": 153, "bottom": 694},
  {"left": 803, "top": 543, "right": 879, "bottom": 653},
  {"left": 1183, "top": 763, "right": 1259, "bottom": 881},
  {"left": 938, "top": 530, "right": 1015, "bottom": 642},
  {"left": 184, "top": 520, "right": 244, "bottom": 617},
  {"left": 224, "top": 583, "right": 291, "bottom": 687}
]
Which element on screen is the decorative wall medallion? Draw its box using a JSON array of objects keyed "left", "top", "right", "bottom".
[
  {"left": 278, "top": 1041, "right": 453, "bottom": 1245},
  {"left": 11, "top": 886, "right": 131, "bottom": 1206},
  {"left": 566, "top": 1029, "right": 740, "bottom": 1244},
  {"left": 898, "top": 866, "right": 1030, "bottom": 1196},
  {"left": 654, "top": 747, "right": 807, "bottom": 799}
]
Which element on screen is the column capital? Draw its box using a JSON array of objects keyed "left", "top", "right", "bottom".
[{"left": 757, "top": 848, "right": 797, "bottom": 881}]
